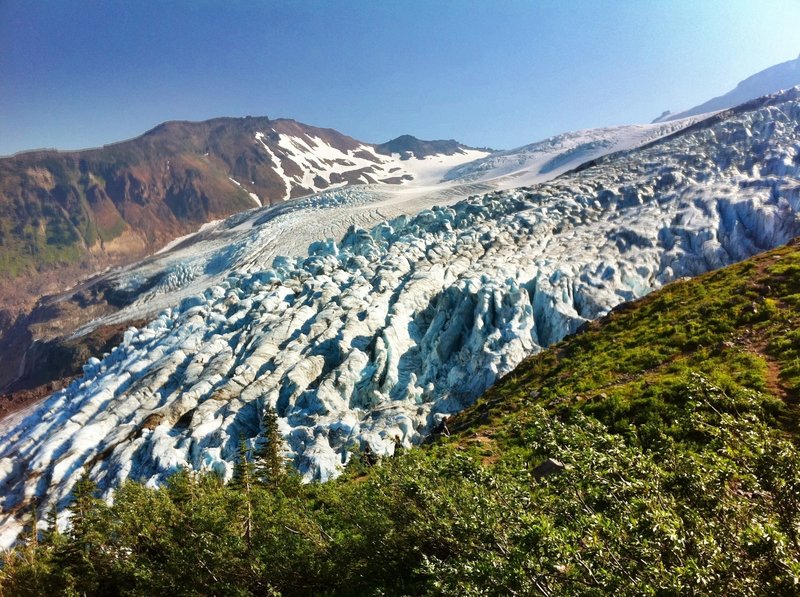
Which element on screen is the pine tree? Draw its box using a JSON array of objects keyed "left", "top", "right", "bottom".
[
  {"left": 42, "top": 504, "right": 60, "bottom": 544},
  {"left": 167, "top": 466, "right": 196, "bottom": 507},
  {"left": 230, "top": 435, "right": 254, "bottom": 490},
  {"left": 26, "top": 499, "right": 39, "bottom": 550},
  {"left": 58, "top": 470, "right": 110, "bottom": 592},
  {"left": 392, "top": 435, "right": 404, "bottom": 457},
  {"left": 253, "top": 405, "right": 285, "bottom": 487},
  {"left": 230, "top": 435, "right": 255, "bottom": 550},
  {"left": 67, "top": 472, "right": 99, "bottom": 544}
]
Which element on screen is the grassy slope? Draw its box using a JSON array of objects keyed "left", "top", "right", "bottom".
[
  {"left": 0, "top": 117, "right": 279, "bottom": 280},
  {"left": 417, "top": 237, "right": 800, "bottom": 593},
  {"left": 3, "top": 240, "right": 800, "bottom": 595},
  {"left": 451, "top": 236, "right": 800, "bottom": 450}
]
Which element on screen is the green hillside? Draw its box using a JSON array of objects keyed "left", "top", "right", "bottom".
[
  {"left": 0, "top": 118, "right": 276, "bottom": 281},
  {"left": 3, "top": 240, "right": 800, "bottom": 595}
]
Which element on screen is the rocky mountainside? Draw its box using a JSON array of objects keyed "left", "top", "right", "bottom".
[
  {"left": 0, "top": 86, "right": 798, "bottom": 547},
  {"left": 0, "top": 117, "right": 481, "bottom": 320}
]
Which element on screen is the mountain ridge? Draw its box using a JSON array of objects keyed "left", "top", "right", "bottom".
[
  {"left": 653, "top": 53, "right": 800, "bottom": 122},
  {"left": 0, "top": 116, "right": 482, "bottom": 318}
]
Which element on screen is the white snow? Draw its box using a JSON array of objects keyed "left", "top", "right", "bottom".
[
  {"left": 444, "top": 117, "right": 707, "bottom": 189},
  {"left": 397, "top": 149, "right": 490, "bottom": 186},
  {"left": 154, "top": 219, "right": 223, "bottom": 256},
  {"left": 255, "top": 133, "right": 293, "bottom": 200},
  {"left": 257, "top": 129, "right": 491, "bottom": 201},
  {"left": 55, "top": 121, "right": 688, "bottom": 338},
  {"left": 655, "top": 54, "right": 800, "bottom": 122}
]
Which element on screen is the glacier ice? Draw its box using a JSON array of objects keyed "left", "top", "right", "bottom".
[{"left": 1, "top": 90, "right": 800, "bottom": 547}]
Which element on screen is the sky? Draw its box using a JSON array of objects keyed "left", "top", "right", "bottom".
[{"left": 1, "top": 0, "right": 799, "bottom": 156}]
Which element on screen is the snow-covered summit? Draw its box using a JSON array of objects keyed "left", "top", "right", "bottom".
[{"left": 654, "top": 53, "right": 800, "bottom": 122}]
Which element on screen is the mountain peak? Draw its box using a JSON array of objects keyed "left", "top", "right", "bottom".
[{"left": 374, "top": 135, "right": 470, "bottom": 159}]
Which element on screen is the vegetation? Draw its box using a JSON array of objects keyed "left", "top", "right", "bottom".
[
  {"left": 2, "top": 241, "right": 800, "bottom": 595},
  {"left": 0, "top": 118, "right": 263, "bottom": 279}
]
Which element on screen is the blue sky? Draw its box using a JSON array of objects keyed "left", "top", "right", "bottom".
[{"left": 1, "top": 0, "right": 799, "bottom": 155}]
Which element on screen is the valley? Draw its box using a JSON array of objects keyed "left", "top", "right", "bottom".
[
  {"left": 4, "top": 4, "right": 800, "bottom": 593},
  {"left": 0, "top": 86, "right": 798, "bottom": 548}
]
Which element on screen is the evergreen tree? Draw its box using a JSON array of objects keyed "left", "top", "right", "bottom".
[
  {"left": 67, "top": 472, "right": 100, "bottom": 545},
  {"left": 230, "top": 435, "right": 255, "bottom": 550},
  {"left": 363, "top": 442, "right": 378, "bottom": 466},
  {"left": 392, "top": 435, "right": 404, "bottom": 457},
  {"left": 57, "top": 471, "right": 111, "bottom": 593},
  {"left": 42, "top": 504, "right": 60, "bottom": 544},
  {"left": 230, "top": 435, "right": 254, "bottom": 490},
  {"left": 26, "top": 499, "right": 39, "bottom": 551},
  {"left": 253, "top": 405, "right": 285, "bottom": 487},
  {"left": 166, "top": 466, "right": 196, "bottom": 507}
]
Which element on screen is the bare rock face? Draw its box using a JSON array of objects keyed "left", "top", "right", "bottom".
[{"left": 1, "top": 89, "right": 800, "bottom": 547}]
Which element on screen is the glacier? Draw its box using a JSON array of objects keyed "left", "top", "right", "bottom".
[
  {"left": 0, "top": 89, "right": 799, "bottom": 546},
  {"left": 56, "top": 116, "right": 697, "bottom": 342}
]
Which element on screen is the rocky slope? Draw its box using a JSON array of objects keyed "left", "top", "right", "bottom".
[
  {"left": 0, "top": 117, "right": 483, "bottom": 319},
  {"left": 0, "top": 86, "right": 798, "bottom": 547}
]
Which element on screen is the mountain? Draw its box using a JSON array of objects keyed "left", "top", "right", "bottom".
[
  {"left": 374, "top": 134, "right": 476, "bottom": 159},
  {"left": 654, "top": 53, "right": 800, "bottom": 122},
  {"left": 0, "top": 120, "right": 490, "bottom": 390},
  {"left": 3, "top": 233, "right": 799, "bottom": 594},
  {"left": 0, "top": 86, "right": 798, "bottom": 547},
  {"left": 0, "top": 118, "right": 697, "bottom": 394},
  {"left": 0, "top": 118, "right": 485, "bottom": 321}
]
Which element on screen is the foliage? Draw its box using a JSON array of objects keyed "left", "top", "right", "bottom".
[{"left": 253, "top": 406, "right": 286, "bottom": 487}]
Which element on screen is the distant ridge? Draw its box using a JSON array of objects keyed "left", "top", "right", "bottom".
[
  {"left": 653, "top": 53, "right": 800, "bottom": 122},
  {"left": 375, "top": 134, "right": 475, "bottom": 159}
]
